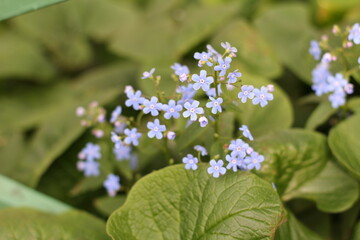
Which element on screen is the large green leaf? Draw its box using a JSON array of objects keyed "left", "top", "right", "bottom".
[
  {"left": 211, "top": 19, "right": 282, "bottom": 79},
  {"left": 107, "top": 164, "right": 285, "bottom": 239},
  {"left": 306, "top": 99, "right": 336, "bottom": 130},
  {"left": 283, "top": 161, "right": 359, "bottom": 213},
  {"left": 0, "top": 32, "right": 56, "bottom": 81},
  {"left": 0, "top": 208, "right": 109, "bottom": 240},
  {"left": 253, "top": 129, "right": 329, "bottom": 197},
  {"left": 0, "top": 63, "right": 136, "bottom": 186},
  {"left": 223, "top": 75, "right": 293, "bottom": 137},
  {"left": 0, "top": 175, "right": 71, "bottom": 213},
  {"left": 0, "top": 0, "right": 67, "bottom": 21},
  {"left": 11, "top": 1, "right": 93, "bottom": 71},
  {"left": 254, "top": 3, "right": 318, "bottom": 84},
  {"left": 275, "top": 210, "right": 322, "bottom": 240},
  {"left": 329, "top": 114, "right": 360, "bottom": 180},
  {"left": 95, "top": 195, "right": 127, "bottom": 217}
]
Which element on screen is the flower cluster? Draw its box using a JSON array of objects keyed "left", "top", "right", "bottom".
[
  {"left": 183, "top": 125, "right": 264, "bottom": 178},
  {"left": 309, "top": 23, "right": 359, "bottom": 108},
  {"left": 75, "top": 42, "right": 275, "bottom": 194}
]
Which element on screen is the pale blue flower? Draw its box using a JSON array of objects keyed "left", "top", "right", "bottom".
[
  {"left": 142, "top": 68, "right": 155, "bottom": 79},
  {"left": 167, "top": 131, "right": 176, "bottom": 140},
  {"left": 207, "top": 160, "right": 226, "bottom": 178},
  {"left": 206, "top": 84, "right": 223, "bottom": 98},
  {"left": 198, "top": 116, "right": 208, "bottom": 127},
  {"left": 229, "top": 139, "right": 249, "bottom": 158},
  {"left": 214, "top": 57, "right": 232, "bottom": 76},
  {"left": 329, "top": 91, "right": 346, "bottom": 108},
  {"left": 171, "top": 63, "right": 189, "bottom": 76},
  {"left": 147, "top": 119, "right": 166, "bottom": 139},
  {"left": 194, "top": 145, "right": 208, "bottom": 156},
  {"left": 103, "top": 174, "right": 121, "bottom": 197},
  {"left": 162, "top": 100, "right": 183, "bottom": 119},
  {"left": 227, "top": 70, "right": 241, "bottom": 84},
  {"left": 244, "top": 152, "right": 264, "bottom": 170},
  {"left": 252, "top": 86, "right": 274, "bottom": 107},
  {"left": 110, "top": 106, "right": 122, "bottom": 123},
  {"left": 239, "top": 125, "right": 253, "bottom": 141},
  {"left": 125, "top": 90, "right": 145, "bottom": 110},
  {"left": 312, "top": 64, "right": 331, "bottom": 96},
  {"left": 326, "top": 73, "right": 347, "bottom": 93},
  {"left": 348, "top": 23, "right": 360, "bottom": 44},
  {"left": 192, "top": 70, "right": 214, "bottom": 91},
  {"left": 221, "top": 42, "right": 237, "bottom": 56},
  {"left": 77, "top": 159, "right": 100, "bottom": 177},
  {"left": 226, "top": 152, "right": 244, "bottom": 172},
  {"left": 194, "top": 51, "right": 213, "bottom": 67},
  {"left": 177, "top": 84, "right": 196, "bottom": 105},
  {"left": 309, "top": 40, "right": 321, "bottom": 60},
  {"left": 206, "top": 97, "right": 223, "bottom": 114},
  {"left": 81, "top": 143, "right": 101, "bottom": 161},
  {"left": 124, "top": 128, "right": 142, "bottom": 146},
  {"left": 182, "top": 154, "right": 198, "bottom": 170},
  {"left": 238, "top": 85, "right": 255, "bottom": 103},
  {"left": 143, "top": 96, "right": 162, "bottom": 116},
  {"left": 183, "top": 100, "right": 204, "bottom": 121},
  {"left": 113, "top": 144, "right": 131, "bottom": 161}
]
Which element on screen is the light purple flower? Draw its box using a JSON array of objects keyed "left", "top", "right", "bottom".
[
  {"left": 125, "top": 90, "right": 145, "bottom": 110},
  {"left": 238, "top": 85, "right": 255, "bottom": 103},
  {"left": 198, "top": 116, "right": 208, "bottom": 127},
  {"left": 252, "top": 86, "right": 274, "bottom": 107},
  {"left": 207, "top": 160, "right": 226, "bottom": 178},
  {"left": 244, "top": 152, "right": 264, "bottom": 170},
  {"left": 171, "top": 63, "right": 190, "bottom": 76},
  {"left": 221, "top": 42, "right": 237, "bottom": 56},
  {"left": 182, "top": 154, "right": 198, "bottom": 170},
  {"left": 113, "top": 144, "right": 131, "bottom": 161},
  {"left": 81, "top": 143, "right": 101, "bottom": 161},
  {"left": 124, "top": 128, "right": 142, "bottom": 146},
  {"left": 309, "top": 40, "right": 321, "bottom": 60},
  {"left": 227, "top": 70, "right": 241, "bottom": 84},
  {"left": 348, "top": 23, "right": 360, "bottom": 44},
  {"left": 103, "top": 174, "right": 121, "bottom": 197},
  {"left": 206, "top": 97, "right": 223, "bottom": 114},
  {"left": 162, "top": 100, "right": 183, "bottom": 119},
  {"left": 194, "top": 51, "right": 213, "bottom": 67},
  {"left": 229, "top": 139, "right": 249, "bottom": 158},
  {"left": 194, "top": 145, "right": 208, "bottom": 156},
  {"left": 143, "top": 96, "right": 162, "bottom": 116},
  {"left": 226, "top": 152, "right": 244, "bottom": 172},
  {"left": 239, "top": 125, "right": 253, "bottom": 141},
  {"left": 192, "top": 70, "right": 214, "bottom": 91},
  {"left": 183, "top": 100, "right": 204, "bottom": 121},
  {"left": 142, "top": 68, "right": 155, "bottom": 79},
  {"left": 147, "top": 119, "right": 166, "bottom": 139},
  {"left": 110, "top": 106, "right": 122, "bottom": 123},
  {"left": 214, "top": 57, "right": 232, "bottom": 77}
]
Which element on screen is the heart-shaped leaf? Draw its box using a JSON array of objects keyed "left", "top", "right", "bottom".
[{"left": 107, "top": 164, "right": 285, "bottom": 239}]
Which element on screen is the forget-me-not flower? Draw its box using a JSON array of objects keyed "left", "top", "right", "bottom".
[
  {"left": 214, "top": 57, "right": 232, "bottom": 76},
  {"left": 206, "top": 97, "right": 223, "bottom": 114},
  {"left": 221, "top": 42, "right": 238, "bottom": 56},
  {"left": 348, "top": 23, "right": 360, "bottom": 44},
  {"left": 147, "top": 119, "right": 166, "bottom": 139},
  {"left": 81, "top": 143, "right": 101, "bottom": 161},
  {"left": 171, "top": 63, "right": 189, "bottom": 76},
  {"left": 192, "top": 70, "right": 214, "bottom": 91},
  {"left": 238, "top": 85, "right": 255, "bottom": 103},
  {"left": 143, "top": 96, "right": 162, "bottom": 116},
  {"left": 142, "top": 68, "right": 155, "bottom": 79},
  {"left": 113, "top": 144, "right": 131, "bottom": 161},
  {"left": 309, "top": 40, "right": 322, "bottom": 60},
  {"left": 124, "top": 128, "right": 142, "bottom": 146},
  {"left": 225, "top": 152, "right": 244, "bottom": 172},
  {"left": 252, "top": 86, "right": 274, "bottom": 107},
  {"left": 329, "top": 91, "right": 346, "bottom": 108},
  {"left": 198, "top": 116, "right": 208, "bottom": 127},
  {"left": 182, "top": 154, "right": 198, "bottom": 170},
  {"left": 206, "top": 84, "right": 223, "bottom": 98},
  {"left": 183, "top": 100, "right": 204, "bottom": 121},
  {"left": 312, "top": 63, "right": 331, "bottom": 96},
  {"left": 78, "top": 159, "right": 100, "bottom": 177},
  {"left": 227, "top": 70, "right": 241, "bottom": 84},
  {"left": 162, "top": 100, "right": 183, "bottom": 119},
  {"left": 194, "top": 145, "right": 208, "bottom": 156},
  {"left": 110, "top": 106, "right": 122, "bottom": 123},
  {"left": 207, "top": 160, "right": 226, "bottom": 178},
  {"left": 239, "top": 125, "right": 254, "bottom": 141},
  {"left": 125, "top": 90, "right": 145, "bottom": 110},
  {"left": 326, "top": 73, "right": 347, "bottom": 93},
  {"left": 194, "top": 51, "right": 213, "bottom": 67},
  {"left": 177, "top": 84, "right": 196, "bottom": 105},
  {"left": 103, "top": 174, "right": 121, "bottom": 197},
  {"left": 244, "top": 152, "right": 264, "bottom": 170},
  {"left": 229, "top": 139, "right": 249, "bottom": 158}
]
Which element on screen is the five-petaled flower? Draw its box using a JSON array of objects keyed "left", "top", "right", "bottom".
[
  {"left": 183, "top": 100, "right": 204, "bottom": 121},
  {"left": 244, "top": 152, "right": 264, "bottom": 170},
  {"left": 103, "top": 174, "right": 121, "bottom": 197},
  {"left": 147, "top": 119, "right": 166, "bottom": 139},
  {"left": 192, "top": 70, "right": 214, "bottom": 92},
  {"left": 125, "top": 90, "right": 145, "bottom": 110},
  {"left": 207, "top": 160, "right": 226, "bottom": 178},
  {"left": 252, "top": 86, "right": 274, "bottom": 107},
  {"left": 124, "top": 128, "right": 142, "bottom": 146},
  {"left": 206, "top": 97, "right": 223, "bottom": 114},
  {"left": 162, "top": 100, "right": 183, "bottom": 119},
  {"left": 182, "top": 154, "right": 198, "bottom": 170},
  {"left": 239, "top": 125, "right": 254, "bottom": 141},
  {"left": 214, "top": 57, "right": 232, "bottom": 76},
  {"left": 143, "top": 96, "right": 162, "bottom": 116}
]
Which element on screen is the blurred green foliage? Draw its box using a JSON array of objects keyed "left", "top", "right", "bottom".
[{"left": 0, "top": 0, "right": 360, "bottom": 239}]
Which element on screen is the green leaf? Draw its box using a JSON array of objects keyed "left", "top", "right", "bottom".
[
  {"left": 223, "top": 75, "right": 293, "bottom": 137},
  {"left": 0, "top": 32, "right": 56, "bottom": 81},
  {"left": 211, "top": 19, "right": 282, "bottom": 79},
  {"left": 352, "top": 221, "right": 360, "bottom": 240},
  {"left": 0, "top": 63, "right": 136, "bottom": 187},
  {"left": 306, "top": 99, "right": 336, "bottom": 130},
  {"left": 348, "top": 97, "right": 360, "bottom": 114},
  {"left": 252, "top": 129, "right": 329, "bottom": 197},
  {"left": 0, "top": 174, "right": 71, "bottom": 213},
  {"left": 107, "top": 164, "right": 285, "bottom": 239},
  {"left": 283, "top": 161, "right": 359, "bottom": 213},
  {"left": 0, "top": 208, "right": 109, "bottom": 240},
  {"left": 275, "top": 210, "right": 322, "bottom": 240},
  {"left": 11, "top": 1, "right": 93, "bottom": 71},
  {"left": 176, "top": 122, "right": 209, "bottom": 150},
  {"left": 329, "top": 114, "right": 360, "bottom": 180},
  {"left": 254, "top": 3, "right": 318, "bottom": 84},
  {"left": 95, "top": 195, "right": 127, "bottom": 216},
  {"left": 0, "top": 0, "right": 67, "bottom": 21}
]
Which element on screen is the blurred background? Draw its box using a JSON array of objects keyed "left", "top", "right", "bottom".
[{"left": 0, "top": 0, "right": 360, "bottom": 237}]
